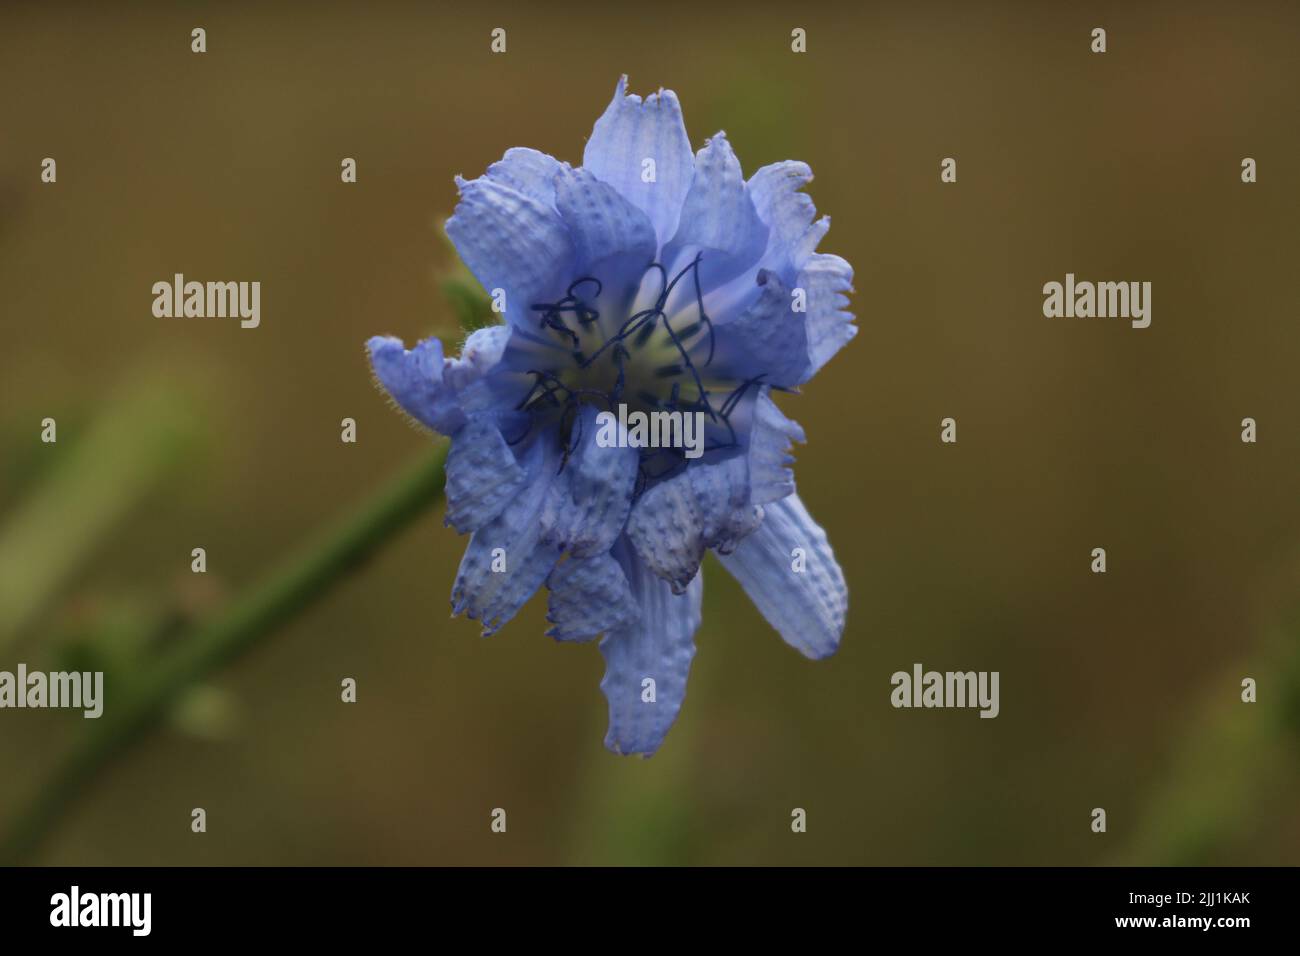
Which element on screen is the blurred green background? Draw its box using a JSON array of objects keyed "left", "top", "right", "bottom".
[{"left": 1, "top": 0, "right": 1298, "bottom": 865}]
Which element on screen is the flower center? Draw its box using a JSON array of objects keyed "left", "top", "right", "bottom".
[{"left": 515, "top": 256, "right": 764, "bottom": 484}]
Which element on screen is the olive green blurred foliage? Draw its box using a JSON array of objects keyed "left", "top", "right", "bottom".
[{"left": 438, "top": 242, "right": 498, "bottom": 335}]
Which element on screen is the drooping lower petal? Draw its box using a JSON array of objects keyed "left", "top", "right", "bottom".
[
  {"left": 599, "top": 541, "right": 703, "bottom": 756},
  {"left": 443, "top": 417, "right": 527, "bottom": 534},
  {"left": 451, "top": 435, "right": 563, "bottom": 635},
  {"left": 538, "top": 406, "right": 639, "bottom": 558},
  {"left": 625, "top": 455, "right": 761, "bottom": 592},
  {"left": 582, "top": 76, "right": 695, "bottom": 251},
  {"left": 716, "top": 492, "right": 847, "bottom": 659},
  {"left": 545, "top": 553, "right": 639, "bottom": 643}
]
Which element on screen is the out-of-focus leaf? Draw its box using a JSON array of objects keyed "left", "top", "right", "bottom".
[
  {"left": 0, "top": 407, "right": 86, "bottom": 506},
  {"left": 168, "top": 685, "right": 238, "bottom": 740},
  {"left": 436, "top": 227, "right": 498, "bottom": 334},
  {"left": 440, "top": 271, "right": 497, "bottom": 333},
  {"left": 0, "top": 370, "right": 204, "bottom": 647},
  {"left": 1117, "top": 625, "right": 1300, "bottom": 865}
]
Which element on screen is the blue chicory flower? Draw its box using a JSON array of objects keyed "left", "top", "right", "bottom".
[{"left": 368, "top": 77, "right": 854, "bottom": 756}]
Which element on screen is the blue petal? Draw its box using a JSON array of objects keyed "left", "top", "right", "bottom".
[
  {"left": 711, "top": 269, "right": 809, "bottom": 387},
  {"left": 625, "top": 456, "right": 762, "bottom": 592},
  {"left": 545, "top": 553, "right": 639, "bottom": 643},
  {"left": 716, "top": 493, "right": 847, "bottom": 659},
  {"left": 745, "top": 389, "right": 805, "bottom": 506},
  {"left": 443, "top": 417, "right": 527, "bottom": 534},
  {"left": 367, "top": 335, "right": 460, "bottom": 434},
  {"left": 539, "top": 406, "right": 639, "bottom": 558},
  {"left": 449, "top": 325, "right": 524, "bottom": 418},
  {"left": 582, "top": 76, "right": 695, "bottom": 251},
  {"left": 712, "top": 160, "right": 857, "bottom": 379},
  {"left": 554, "top": 165, "right": 657, "bottom": 279},
  {"left": 662, "top": 133, "right": 768, "bottom": 291},
  {"left": 796, "top": 252, "right": 857, "bottom": 380},
  {"left": 745, "top": 160, "right": 819, "bottom": 283},
  {"left": 485, "top": 147, "right": 562, "bottom": 208},
  {"left": 451, "top": 435, "right": 563, "bottom": 635},
  {"left": 445, "top": 176, "right": 574, "bottom": 326},
  {"left": 367, "top": 327, "right": 514, "bottom": 436},
  {"left": 599, "top": 541, "right": 703, "bottom": 756}
]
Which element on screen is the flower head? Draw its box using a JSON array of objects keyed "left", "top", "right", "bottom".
[{"left": 368, "top": 77, "right": 854, "bottom": 755}]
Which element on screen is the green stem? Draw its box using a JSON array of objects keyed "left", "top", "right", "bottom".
[{"left": 0, "top": 446, "right": 447, "bottom": 864}]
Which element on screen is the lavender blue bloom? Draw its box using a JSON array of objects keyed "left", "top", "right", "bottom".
[{"left": 368, "top": 77, "right": 854, "bottom": 755}]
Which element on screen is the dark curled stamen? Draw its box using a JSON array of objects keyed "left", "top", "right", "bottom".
[
  {"left": 519, "top": 256, "right": 765, "bottom": 489},
  {"left": 717, "top": 374, "right": 765, "bottom": 420},
  {"left": 530, "top": 276, "right": 604, "bottom": 347},
  {"left": 690, "top": 250, "right": 717, "bottom": 367},
  {"left": 514, "top": 370, "right": 615, "bottom": 473}
]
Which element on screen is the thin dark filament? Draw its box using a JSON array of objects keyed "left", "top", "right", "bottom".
[{"left": 515, "top": 257, "right": 753, "bottom": 486}]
